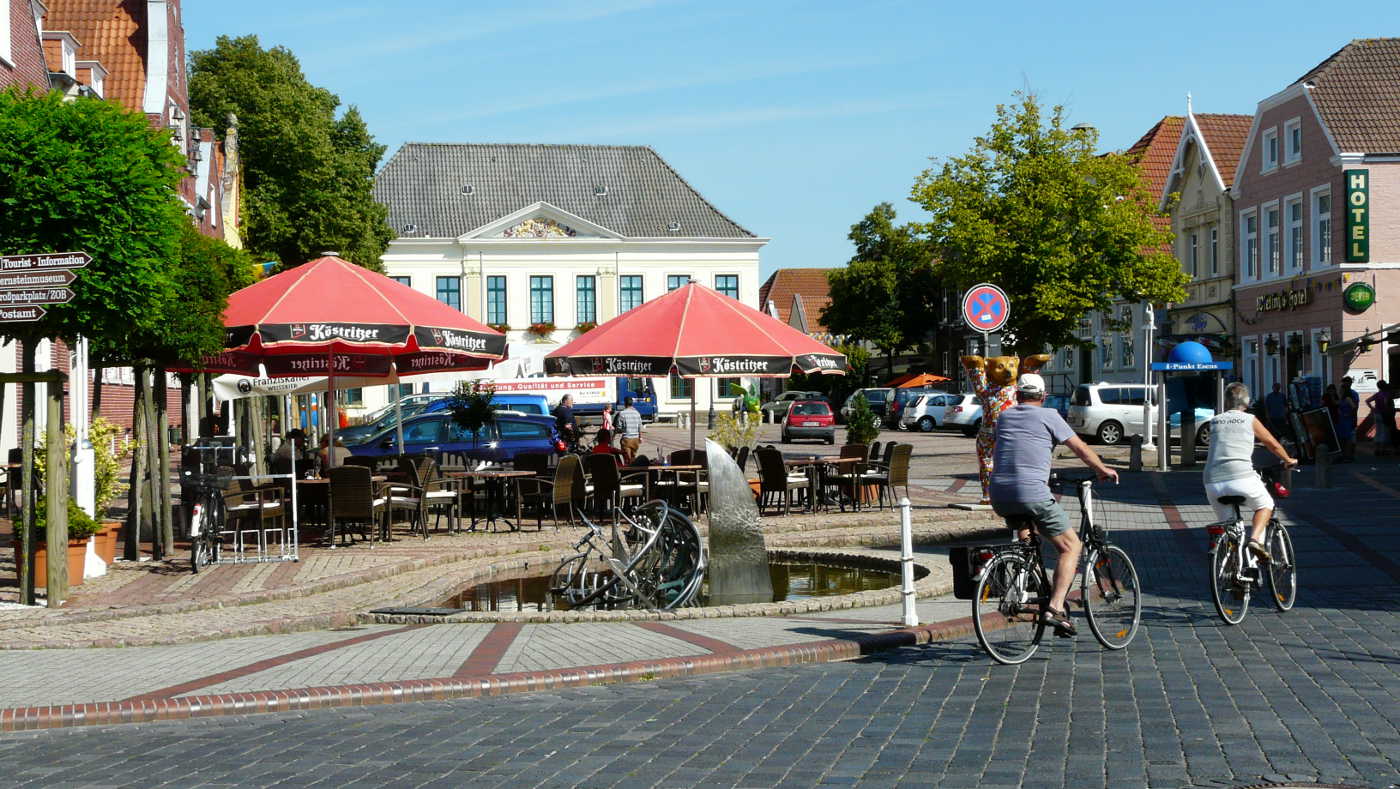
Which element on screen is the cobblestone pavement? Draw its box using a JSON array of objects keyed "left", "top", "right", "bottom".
[{"left": 0, "top": 447, "right": 1396, "bottom": 787}]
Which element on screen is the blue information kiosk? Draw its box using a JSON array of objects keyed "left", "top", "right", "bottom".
[{"left": 1150, "top": 341, "right": 1233, "bottom": 470}]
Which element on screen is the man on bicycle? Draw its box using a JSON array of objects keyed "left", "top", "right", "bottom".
[
  {"left": 989, "top": 373, "right": 1118, "bottom": 636},
  {"left": 1203, "top": 382, "right": 1297, "bottom": 561}
]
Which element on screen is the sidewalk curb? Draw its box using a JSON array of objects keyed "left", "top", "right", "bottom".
[{"left": 0, "top": 614, "right": 980, "bottom": 732}]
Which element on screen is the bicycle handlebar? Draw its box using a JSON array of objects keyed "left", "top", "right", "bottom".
[{"left": 1050, "top": 471, "right": 1097, "bottom": 485}]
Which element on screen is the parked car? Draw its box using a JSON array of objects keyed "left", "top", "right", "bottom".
[
  {"left": 889, "top": 387, "right": 944, "bottom": 429},
  {"left": 839, "top": 388, "right": 893, "bottom": 423},
  {"left": 941, "top": 394, "right": 985, "bottom": 436},
  {"left": 781, "top": 400, "right": 836, "bottom": 444},
  {"left": 1067, "top": 383, "right": 1214, "bottom": 446},
  {"left": 489, "top": 393, "right": 550, "bottom": 417},
  {"left": 338, "top": 395, "right": 450, "bottom": 444},
  {"left": 754, "top": 390, "right": 822, "bottom": 421},
  {"left": 899, "top": 392, "right": 963, "bottom": 432},
  {"left": 347, "top": 412, "right": 560, "bottom": 464}
]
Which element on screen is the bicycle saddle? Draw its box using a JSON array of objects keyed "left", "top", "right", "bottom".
[{"left": 1216, "top": 494, "right": 1247, "bottom": 505}]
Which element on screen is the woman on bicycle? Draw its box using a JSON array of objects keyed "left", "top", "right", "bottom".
[{"left": 1203, "top": 382, "right": 1298, "bottom": 561}]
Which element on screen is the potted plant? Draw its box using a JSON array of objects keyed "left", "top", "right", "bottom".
[
  {"left": 574, "top": 320, "right": 597, "bottom": 334},
  {"left": 448, "top": 381, "right": 496, "bottom": 457},
  {"left": 845, "top": 394, "right": 881, "bottom": 446},
  {"left": 13, "top": 499, "right": 104, "bottom": 588},
  {"left": 526, "top": 321, "right": 556, "bottom": 339},
  {"left": 488, "top": 322, "right": 510, "bottom": 334},
  {"left": 35, "top": 418, "right": 128, "bottom": 567}
]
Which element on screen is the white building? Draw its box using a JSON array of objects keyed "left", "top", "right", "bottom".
[{"left": 366, "top": 143, "right": 767, "bottom": 417}]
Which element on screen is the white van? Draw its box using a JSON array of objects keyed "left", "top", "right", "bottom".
[{"left": 1067, "top": 383, "right": 1213, "bottom": 446}]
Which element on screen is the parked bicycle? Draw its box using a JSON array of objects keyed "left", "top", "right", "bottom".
[
  {"left": 185, "top": 469, "right": 232, "bottom": 573},
  {"left": 1206, "top": 466, "right": 1297, "bottom": 624},
  {"left": 971, "top": 471, "right": 1142, "bottom": 665}
]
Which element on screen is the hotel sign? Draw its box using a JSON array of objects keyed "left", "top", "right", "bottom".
[
  {"left": 1345, "top": 169, "right": 1369, "bottom": 263},
  {"left": 1256, "top": 286, "right": 1310, "bottom": 313}
]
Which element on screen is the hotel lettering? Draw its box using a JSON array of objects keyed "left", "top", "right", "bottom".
[{"left": 1345, "top": 169, "right": 1370, "bottom": 263}]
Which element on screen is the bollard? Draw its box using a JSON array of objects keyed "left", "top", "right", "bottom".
[
  {"left": 1181, "top": 411, "right": 1197, "bottom": 468},
  {"left": 1128, "top": 435, "right": 1143, "bottom": 472},
  {"left": 1314, "top": 449, "right": 1332, "bottom": 488},
  {"left": 899, "top": 497, "right": 917, "bottom": 627}
]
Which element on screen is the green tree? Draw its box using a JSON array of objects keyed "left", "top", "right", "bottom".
[
  {"left": 0, "top": 89, "right": 187, "bottom": 350},
  {"left": 188, "top": 35, "right": 393, "bottom": 270},
  {"left": 822, "top": 203, "right": 942, "bottom": 379},
  {"left": 911, "top": 92, "right": 1186, "bottom": 354}
]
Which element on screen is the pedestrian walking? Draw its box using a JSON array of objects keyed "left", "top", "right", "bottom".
[
  {"left": 1368, "top": 381, "right": 1396, "bottom": 456},
  {"left": 617, "top": 397, "right": 644, "bottom": 464}
]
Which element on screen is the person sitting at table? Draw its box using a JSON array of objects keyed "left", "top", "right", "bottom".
[
  {"left": 591, "top": 428, "right": 626, "bottom": 465},
  {"left": 275, "top": 429, "right": 306, "bottom": 463},
  {"left": 319, "top": 434, "right": 352, "bottom": 469}
]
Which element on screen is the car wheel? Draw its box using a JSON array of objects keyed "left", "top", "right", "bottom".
[
  {"left": 1195, "top": 424, "right": 1210, "bottom": 448},
  {"left": 826, "top": 433, "right": 835, "bottom": 444},
  {"left": 1097, "top": 420, "right": 1124, "bottom": 445},
  {"left": 780, "top": 432, "right": 790, "bottom": 443},
  {"left": 918, "top": 416, "right": 935, "bottom": 432}
]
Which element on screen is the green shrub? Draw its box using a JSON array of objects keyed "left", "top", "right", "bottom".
[
  {"left": 845, "top": 393, "right": 881, "bottom": 446},
  {"left": 24, "top": 499, "right": 104, "bottom": 542}
]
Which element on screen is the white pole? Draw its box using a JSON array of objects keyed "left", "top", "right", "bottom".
[
  {"left": 899, "top": 497, "right": 917, "bottom": 627},
  {"left": 393, "top": 382, "right": 405, "bottom": 455},
  {"left": 1142, "top": 302, "right": 1155, "bottom": 449},
  {"left": 70, "top": 336, "right": 96, "bottom": 517}
]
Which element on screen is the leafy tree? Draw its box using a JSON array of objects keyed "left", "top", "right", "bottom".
[
  {"left": 188, "top": 35, "right": 393, "bottom": 270},
  {"left": 911, "top": 92, "right": 1186, "bottom": 354},
  {"left": 0, "top": 89, "right": 187, "bottom": 350},
  {"left": 822, "top": 203, "right": 942, "bottom": 378}
]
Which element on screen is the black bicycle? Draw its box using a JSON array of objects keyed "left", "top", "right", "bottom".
[
  {"left": 1206, "top": 467, "right": 1297, "bottom": 624},
  {"left": 971, "top": 472, "right": 1142, "bottom": 664},
  {"left": 185, "top": 470, "right": 231, "bottom": 573}
]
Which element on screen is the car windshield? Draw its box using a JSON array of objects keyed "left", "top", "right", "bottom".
[{"left": 791, "top": 402, "right": 829, "bottom": 416}]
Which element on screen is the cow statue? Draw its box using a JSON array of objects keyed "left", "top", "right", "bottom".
[{"left": 960, "top": 353, "right": 1053, "bottom": 504}]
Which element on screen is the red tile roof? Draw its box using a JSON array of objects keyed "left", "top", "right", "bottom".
[
  {"left": 1122, "top": 116, "right": 1183, "bottom": 232},
  {"left": 1292, "top": 38, "right": 1400, "bottom": 153},
  {"left": 43, "top": 0, "right": 147, "bottom": 113},
  {"left": 758, "top": 268, "right": 834, "bottom": 334},
  {"left": 1192, "top": 113, "right": 1252, "bottom": 187}
]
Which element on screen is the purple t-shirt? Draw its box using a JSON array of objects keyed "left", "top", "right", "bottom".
[{"left": 989, "top": 404, "right": 1076, "bottom": 505}]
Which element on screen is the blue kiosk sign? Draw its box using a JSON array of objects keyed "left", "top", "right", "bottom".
[{"left": 1151, "top": 361, "right": 1233, "bottom": 372}]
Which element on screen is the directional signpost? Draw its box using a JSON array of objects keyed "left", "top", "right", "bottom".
[
  {"left": 0, "top": 250, "right": 90, "bottom": 607},
  {"left": 962, "top": 282, "right": 1010, "bottom": 354}
]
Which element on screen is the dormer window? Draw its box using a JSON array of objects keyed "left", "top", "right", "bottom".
[
  {"left": 41, "top": 31, "right": 80, "bottom": 77},
  {"left": 77, "top": 61, "right": 108, "bottom": 98}
]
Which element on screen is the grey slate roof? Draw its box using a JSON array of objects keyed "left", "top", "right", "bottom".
[{"left": 374, "top": 143, "right": 757, "bottom": 239}]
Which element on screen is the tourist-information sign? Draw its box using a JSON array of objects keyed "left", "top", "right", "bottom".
[
  {"left": 0, "top": 251, "right": 91, "bottom": 272},
  {"left": 962, "top": 283, "right": 1010, "bottom": 334},
  {"left": 0, "top": 305, "right": 47, "bottom": 323},
  {"left": 0, "top": 287, "right": 74, "bottom": 307},
  {"left": 0, "top": 269, "right": 78, "bottom": 289}
]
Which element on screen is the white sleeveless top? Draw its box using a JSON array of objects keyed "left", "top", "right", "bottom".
[{"left": 1204, "top": 410, "right": 1257, "bottom": 484}]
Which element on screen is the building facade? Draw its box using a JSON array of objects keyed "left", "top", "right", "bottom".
[
  {"left": 372, "top": 143, "right": 766, "bottom": 417},
  {"left": 1232, "top": 39, "right": 1400, "bottom": 411},
  {"left": 0, "top": 0, "right": 49, "bottom": 90},
  {"left": 1160, "top": 110, "right": 1252, "bottom": 366}
]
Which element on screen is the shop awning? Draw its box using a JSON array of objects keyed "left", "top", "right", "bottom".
[{"left": 1325, "top": 322, "right": 1400, "bottom": 356}]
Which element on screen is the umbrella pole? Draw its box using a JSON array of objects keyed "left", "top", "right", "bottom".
[
  {"left": 689, "top": 385, "right": 696, "bottom": 456},
  {"left": 393, "top": 382, "right": 404, "bottom": 456},
  {"left": 325, "top": 349, "right": 337, "bottom": 459}
]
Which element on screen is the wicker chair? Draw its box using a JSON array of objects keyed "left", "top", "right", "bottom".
[
  {"left": 868, "top": 440, "right": 882, "bottom": 462},
  {"left": 583, "top": 454, "right": 645, "bottom": 520},
  {"left": 327, "top": 465, "right": 385, "bottom": 545},
  {"left": 863, "top": 442, "right": 911, "bottom": 509},
  {"left": 755, "top": 446, "right": 809, "bottom": 515},
  {"left": 407, "top": 457, "right": 460, "bottom": 536},
  {"left": 551, "top": 454, "right": 592, "bottom": 526}
]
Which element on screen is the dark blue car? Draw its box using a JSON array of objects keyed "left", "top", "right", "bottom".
[{"left": 347, "top": 412, "right": 559, "bottom": 464}]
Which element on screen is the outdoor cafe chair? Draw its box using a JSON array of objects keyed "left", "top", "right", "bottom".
[
  {"left": 868, "top": 440, "right": 882, "bottom": 462},
  {"left": 583, "top": 453, "right": 645, "bottom": 520},
  {"left": 734, "top": 445, "right": 750, "bottom": 474},
  {"left": 551, "top": 454, "right": 592, "bottom": 527},
  {"left": 755, "top": 446, "right": 809, "bottom": 516},
  {"left": 512, "top": 452, "right": 551, "bottom": 476},
  {"left": 407, "top": 458, "right": 460, "bottom": 535},
  {"left": 222, "top": 478, "right": 287, "bottom": 556},
  {"left": 326, "top": 465, "right": 384, "bottom": 545},
  {"left": 861, "top": 442, "right": 911, "bottom": 509},
  {"left": 666, "top": 449, "right": 710, "bottom": 513}
]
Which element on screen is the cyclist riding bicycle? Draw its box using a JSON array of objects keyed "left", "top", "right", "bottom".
[
  {"left": 1203, "top": 382, "right": 1297, "bottom": 562},
  {"left": 989, "top": 373, "right": 1119, "bottom": 636}
]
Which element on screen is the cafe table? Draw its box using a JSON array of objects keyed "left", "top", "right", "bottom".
[
  {"left": 785, "top": 456, "right": 864, "bottom": 511},
  {"left": 618, "top": 463, "right": 705, "bottom": 513},
  {"left": 445, "top": 469, "right": 536, "bottom": 532}
]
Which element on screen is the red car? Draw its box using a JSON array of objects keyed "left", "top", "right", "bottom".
[{"left": 782, "top": 400, "right": 836, "bottom": 444}]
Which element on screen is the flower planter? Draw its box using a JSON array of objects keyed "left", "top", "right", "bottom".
[
  {"left": 11, "top": 537, "right": 88, "bottom": 588},
  {"left": 95, "top": 521, "right": 121, "bottom": 565}
]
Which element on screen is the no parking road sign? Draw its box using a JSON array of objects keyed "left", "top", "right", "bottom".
[{"left": 962, "top": 283, "right": 1010, "bottom": 334}]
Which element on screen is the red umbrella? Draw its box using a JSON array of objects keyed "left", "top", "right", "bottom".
[
  {"left": 198, "top": 255, "right": 507, "bottom": 449},
  {"left": 545, "top": 282, "right": 846, "bottom": 450}
]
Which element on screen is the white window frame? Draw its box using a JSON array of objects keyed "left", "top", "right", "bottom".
[
  {"left": 0, "top": 0, "right": 12, "bottom": 67},
  {"left": 1283, "top": 118, "right": 1302, "bottom": 166},
  {"left": 1240, "top": 208, "right": 1259, "bottom": 282},
  {"left": 1311, "top": 185, "right": 1332, "bottom": 268},
  {"left": 1188, "top": 232, "right": 1199, "bottom": 278},
  {"left": 1100, "top": 336, "right": 1114, "bottom": 371},
  {"left": 1261, "top": 127, "right": 1279, "bottom": 173},
  {"left": 1242, "top": 336, "right": 1259, "bottom": 396},
  {"left": 1263, "top": 201, "right": 1281, "bottom": 279},
  {"left": 1284, "top": 193, "right": 1303, "bottom": 274},
  {"left": 1210, "top": 227, "right": 1219, "bottom": 275}
]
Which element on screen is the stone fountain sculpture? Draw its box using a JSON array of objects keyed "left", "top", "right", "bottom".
[{"left": 704, "top": 439, "right": 773, "bottom": 605}]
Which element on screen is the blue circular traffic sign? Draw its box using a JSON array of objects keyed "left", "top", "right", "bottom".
[{"left": 962, "top": 283, "right": 1010, "bottom": 334}]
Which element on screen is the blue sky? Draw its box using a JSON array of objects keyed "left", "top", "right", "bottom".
[{"left": 184, "top": 1, "right": 1397, "bottom": 280}]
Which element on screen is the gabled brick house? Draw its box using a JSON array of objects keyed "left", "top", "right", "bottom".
[{"left": 1, "top": 0, "right": 52, "bottom": 91}]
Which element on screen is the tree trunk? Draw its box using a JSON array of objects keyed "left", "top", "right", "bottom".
[
  {"left": 18, "top": 343, "right": 37, "bottom": 605},
  {"left": 140, "top": 367, "right": 162, "bottom": 559},
  {"left": 90, "top": 365, "right": 103, "bottom": 420},
  {"left": 123, "top": 363, "right": 147, "bottom": 561},
  {"left": 45, "top": 375, "right": 68, "bottom": 606},
  {"left": 197, "top": 373, "right": 210, "bottom": 436},
  {"left": 155, "top": 367, "right": 174, "bottom": 555}
]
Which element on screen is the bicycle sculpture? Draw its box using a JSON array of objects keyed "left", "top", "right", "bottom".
[{"left": 550, "top": 500, "right": 706, "bottom": 610}]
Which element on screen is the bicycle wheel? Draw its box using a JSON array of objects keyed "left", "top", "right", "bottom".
[
  {"left": 190, "top": 503, "right": 211, "bottom": 573},
  {"left": 1266, "top": 522, "right": 1297, "bottom": 612},
  {"left": 1210, "top": 535, "right": 1249, "bottom": 625},
  {"left": 1082, "top": 545, "right": 1141, "bottom": 649},
  {"left": 972, "top": 553, "right": 1047, "bottom": 665}
]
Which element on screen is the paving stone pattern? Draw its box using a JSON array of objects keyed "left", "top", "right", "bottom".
[{"left": 1, "top": 460, "right": 1397, "bottom": 787}]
